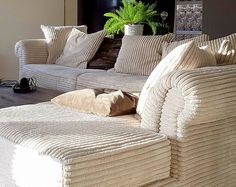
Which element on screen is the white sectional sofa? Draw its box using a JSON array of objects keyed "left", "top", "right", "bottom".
[
  {"left": 6, "top": 34, "right": 236, "bottom": 186},
  {"left": 1, "top": 65, "right": 236, "bottom": 186}
]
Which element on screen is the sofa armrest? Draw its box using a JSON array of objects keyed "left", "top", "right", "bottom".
[
  {"left": 15, "top": 39, "right": 48, "bottom": 65},
  {"left": 141, "top": 65, "right": 236, "bottom": 184},
  {"left": 141, "top": 65, "right": 236, "bottom": 132},
  {"left": 15, "top": 39, "right": 48, "bottom": 78}
]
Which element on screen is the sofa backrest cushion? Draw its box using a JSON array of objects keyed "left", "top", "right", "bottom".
[
  {"left": 162, "top": 34, "right": 210, "bottom": 58},
  {"left": 51, "top": 88, "right": 138, "bottom": 117},
  {"left": 41, "top": 25, "right": 87, "bottom": 64},
  {"left": 198, "top": 33, "right": 236, "bottom": 65},
  {"left": 55, "top": 29, "right": 106, "bottom": 68},
  {"left": 162, "top": 33, "right": 236, "bottom": 65},
  {"left": 137, "top": 41, "right": 217, "bottom": 124},
  {"left": 87, "top": 38, "right": 122, "bottom": 70},
  {"left": 113, "top": 33, "right": 175, "bottom": 76}
]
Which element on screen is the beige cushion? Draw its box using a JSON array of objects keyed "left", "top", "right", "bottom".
[
  {"left": 41, "top": 25, "right": 87, "bottom": 64},
  {"left": 51, "top": 89, "right": 138, "bottom": 116},
  {"left": 162, "top": 34, "right": 209, "bottom": 58},
  {"left": 114, "top": 33, "right": 175, "bottom": 76},
  {"left": 198, "top": 33, "right": 236, "bottom": 65},
  {"left": 56, "top": 29, "right": 106, "bottom": 68},
  {"left": 137, "top": 41, "right": 217, "bottom": 117}
]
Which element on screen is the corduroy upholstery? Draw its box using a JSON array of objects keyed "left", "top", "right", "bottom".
[
  {"left": 56, "top": 29, "right": 107, "bottom": 68},
  {"left": 15, "top": 39, "right": 146, "bottom": 93},
  {"left": 141, "top": 65, "right": 236, "bottom": 186},
  {"left": 0, "top": 103, "right": 171, "bottom": 187},
  {"left": 114, "top": 33, "right": 175, "bottom": 76},
  {"left": 76, "top": 71, "right": 147, "bottom": 93},
  {"left": 22, "top": 64, "right": 105, "bottom": 92},
  {"left": 162, "top": 34, "right": 210, "bottom": 58},
  {"left": 15, "top": 39, "right": 48, "bottom": 78},
  {"left": 1, "top": 65, "right": 235, "bottom": 186},
  {"left": 41, "top": 25, "right": 88, "bottom": 64},
  {"left": 13, "top": 33, "right": 236, "bottom": 187}
]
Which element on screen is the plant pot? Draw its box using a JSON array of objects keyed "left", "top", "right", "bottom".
[{"left": 124, "top": 24, "right": 144, "bottom": 36}]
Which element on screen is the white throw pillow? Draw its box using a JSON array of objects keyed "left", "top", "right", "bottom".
[
  {"left": 113, "top": 33, "right": 175, "bottom": 76},
  {"left": 41, "top": 25, "right": 87, "bottom": 64},
  {"left": 137, "top": 41, "right": 217, "bottom": 130},
  {"left": 55, "top": 29, "right": 107, "bottom": 68}
]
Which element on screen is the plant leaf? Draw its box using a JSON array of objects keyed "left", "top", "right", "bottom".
[
  {"left": 147, "top": 20, "right": 157, "bottom": 35},
  {"left": 103, "top": 0, "right": 159, "bottom": 35}
]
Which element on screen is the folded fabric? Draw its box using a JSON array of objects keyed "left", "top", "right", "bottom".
[
  {"left": 56, "top": 29, "right": 107, "bottom": 68},
  {"left": 51, "top": 88, "right": 138, "bottom": 116},
  {"left": 41, "top": 25, "right": 87, "bottom": 64}
]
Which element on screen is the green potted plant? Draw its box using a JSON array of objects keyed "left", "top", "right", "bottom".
[{"left": 104, "top": 0, "right": 158, "bottom": 36}]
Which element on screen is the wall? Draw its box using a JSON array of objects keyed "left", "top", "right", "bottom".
[
  {"left": 0, "top": 0, "right": 64, "bottom": 80},
  {"left": 65, "top": 0, "right": 77, "bottom": 25},
  {"left": 203, "top": 0, "right": 236, "bottom": 39}
]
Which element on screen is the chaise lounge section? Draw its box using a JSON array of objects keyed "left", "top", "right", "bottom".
[{"left": 0, "top": 103, "right": 170, "bottom": 186}]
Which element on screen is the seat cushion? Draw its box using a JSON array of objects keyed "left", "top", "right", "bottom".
[
  {"left": 22, "top": 64, "right": 105, "bottom": 92},
  {"left": 76, "top": 71, "right": 148, "bottom": 93}
]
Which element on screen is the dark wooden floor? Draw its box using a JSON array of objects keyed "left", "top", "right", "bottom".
[{"left": 0, "top": 87, "right": 62, "bottom": 108}]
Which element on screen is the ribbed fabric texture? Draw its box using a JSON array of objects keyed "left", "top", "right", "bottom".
[
  {"left": 114, "top": 33, "right": 175, "bottom": 76},
  {"left": 22, "top": 64, "right": 105, "bottom": 92},
  {"left": 198, "top": 33, "right": 236, "bottom": 65},
  {"left": 137, "top": 41, "right": 216, "bottom": 117},
  {"left": 161, "top": 34, "right": 209, "bottom": 58},
  {"left": 216, "top": 40, "right": 236, "bottom": 65},
  {"left": 15, "top": 39, "right": 146, "bottom": 93},
  {"left": 76, "top": 71, "right": 148, "bottom": 93},
  {"left": 15, "top": 39, "right": 48, "bottom": 78},
  {"left": 140, "top": 65, "right": 236, "bottom": 186},
  {"left": 0, "top": 102, "right": 171, "bottom": 187},
  {"left": 41, "top": 25, "right": 88, "bottom": 64},
  {"left": 56, "top": 29, "right": 106, "bottom": 68}
]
